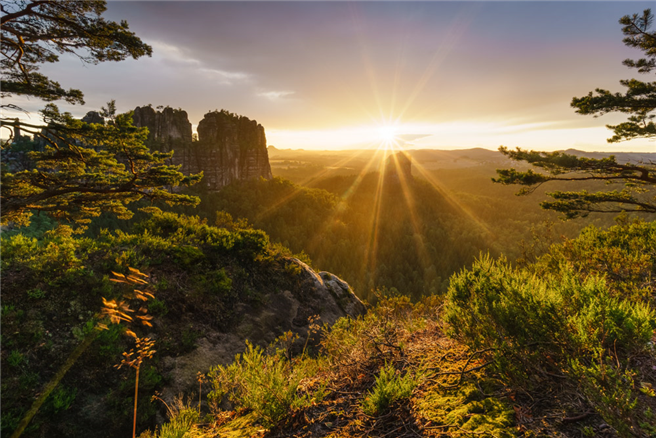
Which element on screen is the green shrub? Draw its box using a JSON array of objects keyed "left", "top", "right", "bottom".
[
  {"left": 284, "top": 260, "right": 302, "bottom": 276},
  {"left": 208, "top": 341, "right": 321, "bottom": 428},
  {"left": 148, "top": 298, "right": 169, "bottom": 317},
  {"left": 171, "top": 245, "right": 204, "bottom": 266},
  {"left": 362, "top": 362, "right": 418, "bottom": 416},
  {"left": 27, "top": 288, "right": 45, "bottom": 299},
  {"left": 46, "top": 385, "right": 77, "bottom": 414},
  {"left": 158, "top": 407, "right": 198, "bottom": 438},
  {"left": 197, "top": 269, "right": 232, "bottom": 295},
  {"left": 537, "top": 220, "right": 656, "bottom": 305},
  {"left": 233, "top": 229, "right": 269, "bottom": 259},
  {"left": 7, "top": 350, "right": 25, "bottom": 368},
  {"left": 445, "top": 256, "right": 655, "bottom": 372},
  {"left": 1, "top": 304, "right": 15, "bottom": 317},
  {"left": 445, "top": 225, "right": 656, "bottom": 436}
]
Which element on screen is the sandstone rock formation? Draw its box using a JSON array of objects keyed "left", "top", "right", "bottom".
[
  {"left": 133, "top": 105, "right": 193, "bottom": 147},
  {"left": 160, "top": 257, "right": 365, "bottom": 404},
  {"left": 131, "top": 106, "right": 272, "bottom": 190},
  {"left": 81, "top": 111, "right": 105, "bottom": 125},
  {"left": 196, "top": 110, "right": 273, "bottom": 189}
]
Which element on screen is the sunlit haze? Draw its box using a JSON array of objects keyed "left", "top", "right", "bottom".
[{"left": 14, "top": 1, "right": 656, "bottom": 152}]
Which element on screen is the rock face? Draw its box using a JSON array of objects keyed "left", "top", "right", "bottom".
[
  {"left": 81, "top": 111, "right": 105, "bottom": 125},
  {"left": 132, "top": 106, "right": 193, "bottom": 147},
  {"left": 131, "top": 106, "right": 272, "bottom": 190},
  {"left": 196, "top": 110, "right": 273, "bottom": 189},
  {"left": 160, "top": 257, "right": 365, "bottom": 403}
]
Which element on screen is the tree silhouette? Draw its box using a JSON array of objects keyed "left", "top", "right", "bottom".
[
  {"left": 1, "top": 0, "right": 151, "bottom": 107},
  {"left": 0, "top": 1, "right": 201, "bottom": 227},
  {"left": 494, "top": 9, "right": 656, "bottom": 218}
]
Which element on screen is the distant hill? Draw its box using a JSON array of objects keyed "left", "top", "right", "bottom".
[
  {"left": 561, "top": 148, "right": 656, "bottom": 163},
  {"left": 268, "top": 147, "right": 656, "bottom": 184}
]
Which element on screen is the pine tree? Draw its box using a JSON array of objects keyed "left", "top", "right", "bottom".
[
  {"left": 1, "top": 0, "right": 151, "bottom": 106},
  {"left": 2, "top": 103, "right": 202, "bottom": 226},
  {"left": 0, "top": 1, "right": 201, "bottom": 227},
  {"left": 494, "top": 9, "right": 656, "bottom": 218}
]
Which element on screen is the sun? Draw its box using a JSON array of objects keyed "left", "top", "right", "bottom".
[{"left": 375, "top": 125, "right": 399, "bottom": 148}]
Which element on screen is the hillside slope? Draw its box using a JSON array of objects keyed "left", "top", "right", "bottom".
[
  {"left": 1, "top": 212, "right": 364, "bottom": 437},
  {"left": 151, "top": 219, "right": 656, "bottom": 438}
]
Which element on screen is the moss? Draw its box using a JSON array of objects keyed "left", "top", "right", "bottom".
[{"left": 416, "top": 380, "right": 515, "bottom": 437}]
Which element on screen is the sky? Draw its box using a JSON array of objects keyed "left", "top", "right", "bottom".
[{"left": 15, "top": 1, "right": 656, "bottom": 152}]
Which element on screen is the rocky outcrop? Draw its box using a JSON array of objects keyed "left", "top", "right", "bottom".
[
  {"left": 131, "top": 107, "right": 272, "bottom": 190},
  {"left": 195, "top": 110, "right": 273, "bottom": 189},
  {"left": 160, "top": 257, "right": 365, "bottom": 403},
  {"left": 81, "top": 111, "right": 105, "bottom": 125},
  {"left": 132, "top": 106, "right": 193, "bottom": 148}
]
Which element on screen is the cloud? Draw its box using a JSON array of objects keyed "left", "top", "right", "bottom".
[
  {"left": 88, "top": 2, "right": 646, "bottom": 151},
  {"left": 257, "top": 90, "right": 295, "bottom": 100},
  {"left": 200, "top": 68, "right": 250, "bottom": 84},
  {"left": 148, "top": 40, "right": 250, "bottom": 85}
]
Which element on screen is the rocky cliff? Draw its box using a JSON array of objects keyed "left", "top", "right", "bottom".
[
  {"left": 162, "top": 257, "right": 366, "bottom": 402},
  {"left": 132, "top": 107, "right": 272, "bottom": 189},
  {"left": 133, "top": 106, "right": 193, "bottom": 148},
  {"left": 196, "top": 110, "right": 273, "bottom": 189}
]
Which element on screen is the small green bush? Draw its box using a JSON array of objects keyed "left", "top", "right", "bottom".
[
  {"left": 158, "top": 407, "right": 198, "bottom": 438},
  {"left": 233, "top": 229, "right": 269, "bottom": 260},
  {"left": 171, "top": 245, "right": 204, "bottom": 266},
  {"left": 444, "top": 223, "right": 656, "bottom": 436},
  {"left": 208, "top": 341, "right": 320, "bottom": 428},
  {"left": 445, "top": 256, "right": 655, "bottom": 370},
  {"left": 148, "top": 298, "right": 169, "bottom": 317},
  {"left": 198, "top": 269, "right": 232, "bottom": 295},
  {"left": 284, "top": 260, "right": 302, "bottom": 276},
  {"left": 47, "top": 385, "right": 77, "bottom": 414},
  {"left": 27, "top": 288, "right": 45, "bottom": 299},
  {"left": 362, "top": 362, "right": 418, "bottom": 416},
  {"left": 7, "top": 350, "right": 25, "bottom": 368}
]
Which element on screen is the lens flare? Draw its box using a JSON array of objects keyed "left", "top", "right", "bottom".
[{"left": 376, "top": 125, "right": 398, "bottom": 144}]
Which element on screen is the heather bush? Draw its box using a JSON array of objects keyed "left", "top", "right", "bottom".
[
  {"left": 446, "top": 257, "right": 654, "bottom": 362},
  {"left": 207, "top": 341, "right": 324, "bottom": 428},
  {"left": 361, "top": 362, "right": 418, "bottom": 416},
  {"left": 444, "top": 221, "right": 656, "bottom": 436}
]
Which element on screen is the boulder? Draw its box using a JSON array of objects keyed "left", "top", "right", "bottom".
[{"left": 159, "top": 257, "right": 365, "bottom": 402}]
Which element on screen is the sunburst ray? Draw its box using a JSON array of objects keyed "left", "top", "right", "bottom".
[
  {"left": 410, "top": 158, "right": 494, "bottom": 237},
  {"left": 390, "top": 151, "right": 431, "bottom": 271}
]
